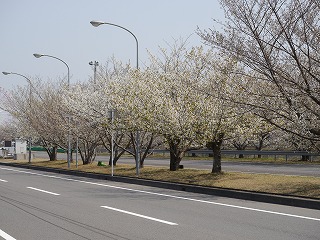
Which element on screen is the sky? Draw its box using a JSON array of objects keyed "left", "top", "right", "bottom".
[{"left": 0, "top": 0, "right": 225, "bottom": 120}]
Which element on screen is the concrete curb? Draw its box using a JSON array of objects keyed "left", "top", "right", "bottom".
[{"left": 1, "top": 162, "right": 319, "bottom": 210}]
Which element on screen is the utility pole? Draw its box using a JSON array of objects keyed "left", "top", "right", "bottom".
[{"left": 89, "top": 61, "right": 99, "bottom": 85}]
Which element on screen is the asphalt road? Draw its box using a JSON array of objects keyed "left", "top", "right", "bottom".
[
  {"left": 0, "top": 166, "right": 319, "bottom": 240},
  {"left": 33, "top": 152, "right": 320, "bottom": 177}
]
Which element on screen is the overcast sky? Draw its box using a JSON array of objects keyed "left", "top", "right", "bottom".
[{"left": 0, "top": 0, "right": 224, "bottom": 120}]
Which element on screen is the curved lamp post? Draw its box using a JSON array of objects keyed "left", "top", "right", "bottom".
[
  {"left": 90, "top": 21, "right": 139, "bottom": 69},
  {"left": 90, "top": 20, "right": 140, "bottom": 175},
  {"left": 33, "top": 53, "right": 70, "bottom": 86},
  {"left": 2, "top": 71, "right": 33, "bottom": 163},
  {"left": 33, "top": 53, "right": 71, "bottom": 168}
]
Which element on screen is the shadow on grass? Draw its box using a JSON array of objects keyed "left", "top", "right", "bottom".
[{"left": 279, "top": 183, "right": 320, "bottom": 198}]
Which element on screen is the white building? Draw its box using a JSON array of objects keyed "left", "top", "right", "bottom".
[{"left": 15, "top": 139, "right": 27, "bottom": 154}]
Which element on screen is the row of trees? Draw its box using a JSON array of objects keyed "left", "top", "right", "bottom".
[{"left": 1, "top": 0, "right": 319, "bottom": 173}]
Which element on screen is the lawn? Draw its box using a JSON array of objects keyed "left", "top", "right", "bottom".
[{"left": 3, "top": 158, "right": 319, "bottom": 199}]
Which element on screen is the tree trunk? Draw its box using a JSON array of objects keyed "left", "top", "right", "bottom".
[
  {"left": 83, "top": 151, "right": 95, "bottom": 165},
  {"left": 233, "top": 143, "right": 247, "bottom": 158},
  {"left": 139, "top": 134, "right": 155, "bottom": 168},
  {"left": 108, "top": 153, "right": 118, "bottom": 167},
  {"left": 140, "top": 161, "right": 144, "bottom": 168},
  {"left": 167, "top": 138, "right": 185, "bottom": 171},
  {"left": 169, "top": 151, "right": 183, "bottom": 171},
  {"left": 42, "top": 139, "right": 57, "bottom": 161},
  {"left": 212, "top": 143, "right": 222, "bottom": 173},
  {"left": 256, "top": 138, "right": 264, "bottom": 158},
  {"left": 207, "top": 133, "right": 224, "bottom": 173},
  {"left": 107, "top": 139, "right": 130, "bottom": 166},
  {"left": 68, "top": 149, "right": 74, "bottom": 163},
  {"left": 79, "top": 141, "right": 97, "bottom": 165},
  {"left": 300, "top": 155, "right": 310, "bottom": 161},
  {"left": 49, "top": 146, "right": 57, "bottom": 161}
]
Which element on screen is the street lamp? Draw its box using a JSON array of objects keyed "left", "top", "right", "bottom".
[
  {"left": 33, "top": 53, "right": 72, "bottom": 168},
  {"left": 33, "top": 53, "right": 70, "bottom": 86},
  {"left": 2, "top": 71, "right": 33, "bottom": 163},
  {"left": 90, "top": 21, "right": 139, "bottom": 69},
  {"left": 90, "top": 20, "right": 141, "bottom": 175}
]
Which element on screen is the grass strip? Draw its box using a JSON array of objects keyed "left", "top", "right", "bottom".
[{"left": 4, "top": 158, "right": 319, "bottom": 199}]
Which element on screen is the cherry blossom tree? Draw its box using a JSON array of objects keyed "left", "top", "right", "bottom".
[
  {"left": 198, "top": 0, "right": 320, "bottom": 147},
  {"left": 0, "top": 78, "right": 70, "bottom": 161},
  {"left": 64, "top": 60, "right": 162, "bottom": 166},
  {"left": 114, "top": 41, "right": 244, "bottom": 172},
  {"left": 0, "top": 119, "right": 21, "bottom": 141},
  {"left": 196, "top": 55, "right": 243, "bottom": 172},
  {"left": 225, "top": 112, "right": 276, "bottom": 157},
  {"left": 112, "top": 42, "right": 210, "bottom": 171}
]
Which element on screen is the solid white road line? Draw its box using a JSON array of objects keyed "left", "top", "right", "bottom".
[
  {"left": 0, "top": 179, "right": 8, "bottom": 182},
  {"left": 101, "top": 206, "right": 178, "bottom": 226},
  {"left": 27, "top": 187, "right": 60, "bottom": 196},
  {"left": 1, "top": 167, "right": 320, "bottom": 222},
  {"left": 0, "top": 229, "right": 16, "bottom": 240}
]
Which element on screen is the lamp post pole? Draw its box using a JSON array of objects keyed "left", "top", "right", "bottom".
[
  {"left": 33, "top": 53, "right": 72, "bottom": 168},
  {"left": 110, "top": 109, "right": 115, "bottom": 177},
  {"left": 90, "top": 20, "right": 140, "bottom": 175},
  {"left": 2, "top": 71, "right": 33, "bottom": 163}
]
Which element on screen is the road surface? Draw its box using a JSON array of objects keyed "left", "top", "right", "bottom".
[{"left": 0, "top": 166, "right": 319, "bottom": 240}]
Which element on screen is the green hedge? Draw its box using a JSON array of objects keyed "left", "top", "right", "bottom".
[{"left": 28, "top": 146, "right": 66, "bottom": 153}]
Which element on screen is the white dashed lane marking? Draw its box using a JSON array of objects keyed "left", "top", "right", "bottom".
[{"left": 27, "top": 187, "right": 60, "bottom": 196}]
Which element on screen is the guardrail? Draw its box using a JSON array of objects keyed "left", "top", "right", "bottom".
[{"left": 151, "top": 149, "right": 320, "bottom": 161}]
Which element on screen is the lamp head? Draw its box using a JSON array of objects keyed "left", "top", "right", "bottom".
[
  {"left": 33, "top": 53, "right": 43, "bottom": 58},
  {"left": 2, "top": 72, "right": 10, "bottom": 75},
  {"left": 90, "top": 20, "right": 105, "bottom": 27}
]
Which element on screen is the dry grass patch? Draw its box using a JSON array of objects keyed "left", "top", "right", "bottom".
[{"left": 4, "top": 159, "right": 320, "bottom": 199}]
